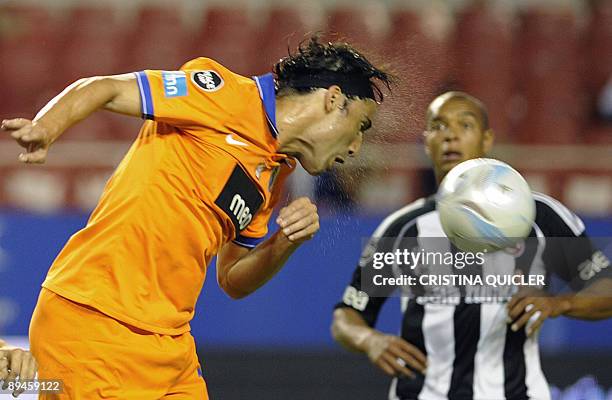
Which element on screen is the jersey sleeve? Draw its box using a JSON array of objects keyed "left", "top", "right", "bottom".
[
  {"left": 133, "top": 58, "right": 239, "bottom": 129},
  {"left": 535, "top": 193, "right": 612, "bottom": 290},
  {"left": 334, "top": 220, "right": 411, "bottom": 327},
  {"left": 335, "top": 201, "right": 432, "bottom": 327},
  {"left": 232, "top": 205, "right": 271, "bottom": 249},
  {"left": 334, "top": 237, "right": 395, "bottom": 327}
]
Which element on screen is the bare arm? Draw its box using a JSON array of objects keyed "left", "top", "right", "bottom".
[
  {"left": 216, "top": 197, "right": 319, "bottom": 299},
  {"left": 561, "top": 278, "right": 612, "bottom": 319},
  {"left": 331, "top": 307, "right": 427, "bottom": 377},
  {"left": 332, "top": 307, "right": 377, "bottom": 353},
  {"left": 217, "top": 232, "right": 299, "bottom": 299},
  {"left": 1, "top": 74, "right": 140, "bottom": 163}
]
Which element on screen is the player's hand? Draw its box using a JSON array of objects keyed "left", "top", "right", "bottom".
[
  {"left": 2, "top": 118, "right": 52, "bottom": 164},
  {"left": 0, "top": 346, "right": 38, "bottom": 398},
  {"left": 506, "top": 288, "right": 571, "bottom": 337},
  {"left": 276, "top": 197, "right": 319, "bottom": 244},
  {"left": 363, "top": 331, "right": 427, "bottom": 378}
]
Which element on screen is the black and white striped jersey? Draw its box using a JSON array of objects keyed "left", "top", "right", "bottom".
[{"left": 336, "top": 193, "right": 611, "bottom": 400}]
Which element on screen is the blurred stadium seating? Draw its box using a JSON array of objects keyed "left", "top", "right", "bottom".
[{"left": 0, "top": 0, "right": 610, "bottom": 214}]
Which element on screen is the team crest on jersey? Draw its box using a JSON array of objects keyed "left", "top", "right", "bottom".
[
  {"left": 255, "top": 163, "right": 265, "bottom": 181},
  {"left": 191, "top": 70, "right": 224, "bottom": 92},
  {"left": 268, "top": 166, "right": 281, "bottom": 191},
  {"left": 359, "top": 238, "right": 379, "bottom": 267},
  {"left": 255, "top": 164, "right": 280, "bottom": 190}
]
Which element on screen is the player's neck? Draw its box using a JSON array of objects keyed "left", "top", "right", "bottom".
[
  {"left": 435, "top": 169, "right": 446, "bottom": 185},
  {"left": 275, "top": 95, "right": 319, "bottom": 156}
]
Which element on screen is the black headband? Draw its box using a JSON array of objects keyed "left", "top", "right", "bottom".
[{"left": 282, "top": 70, "right": 375, "bottom": 100}]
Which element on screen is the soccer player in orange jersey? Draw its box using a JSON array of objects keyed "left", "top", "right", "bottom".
[{"left": 1, "top": 37, "right": 392, "bottom": 399}]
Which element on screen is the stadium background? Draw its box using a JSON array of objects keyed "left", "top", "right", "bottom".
[{"left": 0, "top": 0, "right": 611, "bottom": 398}]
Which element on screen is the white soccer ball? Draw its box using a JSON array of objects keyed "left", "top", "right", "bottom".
[{"left": 436, "top": 158, "right": 535, "bottom": 253}]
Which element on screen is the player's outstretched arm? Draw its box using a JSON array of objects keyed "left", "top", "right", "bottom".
[
  {"left": 1, "top": 74, "right": 140, "bottom": 163},
  {"left": 0, "top": 340, "right": 38, "bottom": 398},
  {"left": 331, "top": 308, "right": 427, "bottom": 378},
  {"left": 216, "top": 197, "right": 319, "bottom": 299}
]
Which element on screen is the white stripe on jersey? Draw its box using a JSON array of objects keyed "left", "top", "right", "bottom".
[
  {"left": 416, "top": 211, "right": 445, "bottom": 238},
  {"left": 533, "top": 192, "right": 585, "bottom": 236},
  {"left": 524, "top": 336, "right": 551, "bottom": 400},
  {"left": 388, "top": 378, "right": 400, "bottom": 400},
  {"left": 372, "top": 198, "right": 427, "bottom": 237},
  {"left": 392, "top": 218, "right": 420, "bottom": 260},
  {"left": 530, "top": 223, "right": 547, "bottom": 281},
  {"left": 473, "top": 303, "right": 506, "bottom": 400},
  {"left": 419, "top": 304, "right": 456, "bottom": 400},
  {"left": 522, "top": 223, "right": 550, "bottom": 400}
]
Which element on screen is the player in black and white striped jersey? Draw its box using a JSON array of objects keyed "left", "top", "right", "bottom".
[{"left": 331, "top": 91, "right": 612, "bottom": 400}]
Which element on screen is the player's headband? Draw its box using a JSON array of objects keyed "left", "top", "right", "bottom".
[{"left": 282, "top": 70, "right": 376, "bottom": 101}]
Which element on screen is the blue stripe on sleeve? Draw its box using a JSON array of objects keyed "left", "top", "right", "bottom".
[
  {"left": 232, "top": 235, "right": 265, "bottom": 249},
  {"left": 135, "top": 71, "right": 155, "bottom": 120},
  {"left": 134, "top": 72, "right": 146, "bottom": 118}
]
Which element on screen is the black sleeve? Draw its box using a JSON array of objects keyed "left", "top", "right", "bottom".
[
  {"left": 334, "top": 199, "right": 432, "bottom": 327},
  {"left": 334, "top": 236, "right": 397, "bottom": 327},
  {"left": 535, "top": 194, "right": 612, "bottom": 291}
]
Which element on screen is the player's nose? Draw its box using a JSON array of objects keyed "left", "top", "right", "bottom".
[
  {"left": 443, "top": 125, "right": 460, "bottom": 141},
  {"left": 348, "top": 134, "right": 363, "bottom": 158}
]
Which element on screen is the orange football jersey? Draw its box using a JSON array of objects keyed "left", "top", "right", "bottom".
[{"left": 43, "top": 58, "right": 294, "bottom": 335}]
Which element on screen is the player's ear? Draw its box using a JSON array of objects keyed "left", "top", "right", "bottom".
[
  {"left": 423, "top": 130, "right": 432, "bottom": 158},
  {"left": 325, "top": 85, "right": 344, "bottom": 113},
  {"left": 482, "top": 129, "right": 495, "bottom": 154}
]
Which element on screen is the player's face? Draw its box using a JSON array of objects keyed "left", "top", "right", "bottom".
[
  {"left": 298, "top": 95, "right": 377, "bottom": 175},
  {"left": 424, "top": 98, "right": 494, "bottom": 182}
]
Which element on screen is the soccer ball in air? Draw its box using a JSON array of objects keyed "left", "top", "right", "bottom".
[{"left": 436, "top": 158, "right": 536, "bottom": 253}]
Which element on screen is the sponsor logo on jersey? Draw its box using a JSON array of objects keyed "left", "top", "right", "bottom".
[
  {"left": 255, "top": 163, "right": 266, "bottom": 180},
  {"left": 225, "top": 134, "right": 248, "bottom": 147},
  {"left": 578, "top": 250, "right": 610, "bottom": 280},
  {"left": 229, "top": 194, "right": 253, "bottom": 230},
  {"left": 162, "top": 71, "right": 187, "bottom": 97},
  {"left": 215, "top": 165, "right": 264, "bottom": 234},
  {"left": 192, "top": 70, "right": 224, "bottom": 92},
  {"left": 342, "top": 286, "right": 369, "bottom": 311}
]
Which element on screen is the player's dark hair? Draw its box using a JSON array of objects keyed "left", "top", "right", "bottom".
[
  {"left": 273, "top": 36, "right": 393, "bottom": 103},
  {"left": 427, "top": 91, "right": 490, "bottom": 131}
]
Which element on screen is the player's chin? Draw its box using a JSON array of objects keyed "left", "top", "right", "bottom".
[
  {"left": 298, "top": 156, "right": 326, "bottom": 176},
  {"left": 306, "top": 166, "right": 326, "bottom": 176},
  {"left": 439, "top": 159, "right": 464, "bottom": 174}
]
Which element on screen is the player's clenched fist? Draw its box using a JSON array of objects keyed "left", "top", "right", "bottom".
[
  {"left": 1, "top": 118, "right": 52, "bottom": 164},
  {"left": 363, "top": 331, "right": 427, "bottom": 378},
  {"left": 276, "top": 197, "right": 319, "bottom": 243}
]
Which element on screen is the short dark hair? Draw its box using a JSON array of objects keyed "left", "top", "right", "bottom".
[
  {"left": 273, "top": 36, "right": 393, "bottom": 103},
  {"left": 426, "top": 91, "right": 490, "bottom": 130}
]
